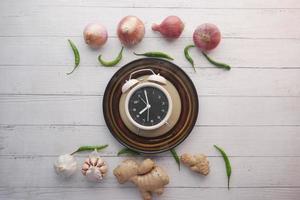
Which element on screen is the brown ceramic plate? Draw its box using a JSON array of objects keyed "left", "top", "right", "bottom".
[{"left": 103, "top": 58, "right": 198, "bottom": 154}]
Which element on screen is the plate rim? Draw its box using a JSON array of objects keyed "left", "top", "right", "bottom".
[{"left": 103, "top": 58, "right": 198, "bottom": 154}]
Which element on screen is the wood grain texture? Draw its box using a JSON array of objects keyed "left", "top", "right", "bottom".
[
  {"left": 0, "top": 95, "right": 299, "bottom": 126},
  {"left": 1, "top": 67, "right": 300, "bottom": 96},
  {"left": 0, "top": 6, "right": 299, "bottom": 38},
  {"left": 1, "top": 125, "right": 300, "bottom": 157},
  {"left": 2, "top": 0, "right": 300, "bottom": 9},
  {"left": 0, "top": 37, "right": 299, "bottom": 68},
  {"left": 1, "top": 188, "right": 300, "bottom": 200},
  {"left": 0, "top": 0, "right": 300, "bottom": 199}
]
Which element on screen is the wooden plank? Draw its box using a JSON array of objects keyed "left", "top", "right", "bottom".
[
  {"left": 0, "top": 95, "right": 299, "bottom": 126},
  {"left": 1, "top": 187, "right": 300, "bottom": 200},
  {"left": 0, "top": 37, "right": 300, "bottom": 68},
  {"left": 0, "top": 67, "right": 300, "bottom": 96},
  {"left": 0, "top": 6, "right": 299, "bottom": 38},
  {"left": 1, "top": 125, "right": 300, "bottom": 157},
  {"left": 2, "top": 0, "right": 300, "bottom": 9},
  {"left": 0, "top": 156, "right": 299, "bottom": 187}
]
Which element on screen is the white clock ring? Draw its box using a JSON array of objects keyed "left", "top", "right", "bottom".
[{"left": 125, "top": 82, "right": 173, "bottom": 130}]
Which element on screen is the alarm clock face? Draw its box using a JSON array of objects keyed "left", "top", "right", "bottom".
[{"left": 125, "top": 83, "right": 172, "bottom": 130}]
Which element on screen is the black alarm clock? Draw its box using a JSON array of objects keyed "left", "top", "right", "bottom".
[{"left": 122, "top": 69, "right": 172, "bottom": 130}]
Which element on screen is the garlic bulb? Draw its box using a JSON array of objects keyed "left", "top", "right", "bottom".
[
  {"left": 81, "top": 150, "right": 108, "bottom": 182},
  {"left": 54, "top": 154, "right": 77, "bottom": 178}
]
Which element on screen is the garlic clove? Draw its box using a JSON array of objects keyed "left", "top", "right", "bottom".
[
  {"left": 86, "top": 167, "right": 103, "bottom": 182},
  {"left": 89, "top": 157, "right": 98, "bottom": 166},
  {"left": 96, "top": 158, "right": 104, "bottom": 167},
  {"left": 54, "top": 154, "right": 77, "bottom": 178},
  {"left": 81, "top": 150, "right": 108, "bottom": 182},
  {"left": 81, "top": 162, "right": 90, "bottom": 175},
  {"left": 99, "top": 165, "right": 108, "bottom": 174}
]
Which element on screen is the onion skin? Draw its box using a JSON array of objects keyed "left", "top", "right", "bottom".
[
  {"left": 193, "top": 23, "right": 221, "bottom": 51},
  {"left": 152, "top": 16, "right": 184, "bottom": 38},
  {"left": 83, "top": 23, "right": 108, "bottom": 49},
  {"left": 117, "top": 16, "right": 145, "bottom": 46}
]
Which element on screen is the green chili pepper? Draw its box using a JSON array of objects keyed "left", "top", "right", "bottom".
[
  {"left": 170, "top": 148, "right": 180, "bottom": 170},
  {"left": 202, "top": 52, "right": 231, "bottom": 70},
  {"left": 184, "top": 44, "right": 196, "bottom": 72},
  {"left": 117, "top": 147, "right": 140, "bottom": 156},
  {"left": 98, "top": 46, "right": 124, "bottom": 67},
  {"left": 214, "top": 145, "right": 232, "bottom": 189},
  {"left": 71, "top": 144, "right": 108, "bottom": 155},
  {"left": 67, "top": 39, "right": 80, "bottom": 75},
  {"left": 134, "top": 51, "right": 174, "bottom": 60}
]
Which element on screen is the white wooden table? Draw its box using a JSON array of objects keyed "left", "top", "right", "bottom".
[{"left": 1, "top": 0, "right": 300, "bottom": 199}]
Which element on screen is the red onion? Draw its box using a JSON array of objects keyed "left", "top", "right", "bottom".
[
  {"left": 83, "top": 23, "right": 108, "bottom": 49},
  {"left": 193, "top": 23, "right": 221, "bottom": 51},
  {"left": 152, "top": 16, "right": 184, "bottom": 39},
  {"left": 117, "top": 16, "right": 145, "bottom": 46}
]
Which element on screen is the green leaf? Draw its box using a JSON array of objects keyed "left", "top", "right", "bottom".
[
  {"left": 170, "top": 148, "right": 180, "bottom": 170},
  {"left": 117, "top": 147, "right": 140, "bottom": 156}
]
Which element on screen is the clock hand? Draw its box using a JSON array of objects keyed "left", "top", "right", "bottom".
[
  {"left": 138, "top": 96, "right": 147, "bottom": 105},
  {"left": 144, "top": 90, "right": 151, "bottom": 122},
  {"left": 139, "top": 103, "right": 151, "bottom": 115},
  {"left": 147, "top": 107, "right": 149, "bottom": 122},
  {"left": 139, "top": 106, "right": 148, "bottom": 115},
  {"left": 144, "top": 90, "right": 150, "bottom": 106}
]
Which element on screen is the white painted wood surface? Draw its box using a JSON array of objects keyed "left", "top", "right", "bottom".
[{"left": 0, "top": 0, "right": 300, "bottom": 199}]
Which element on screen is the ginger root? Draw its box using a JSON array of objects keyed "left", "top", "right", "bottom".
[
  {"left": 180, "top": 153, "right": 210, "bottom": 175},
  {"left": 113, "top": 158, "right": 169, "bottom": 200}
]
